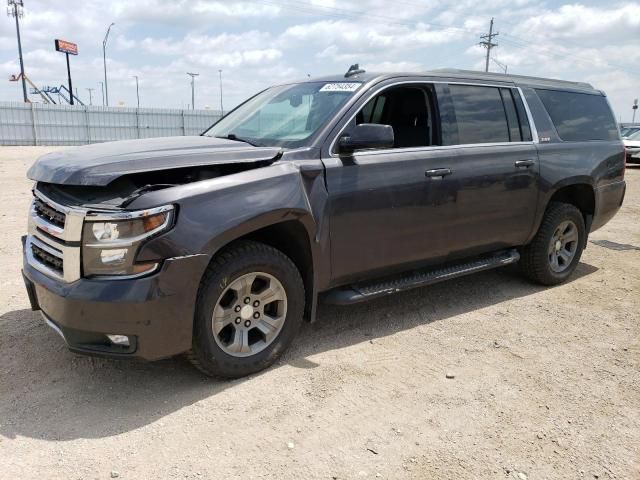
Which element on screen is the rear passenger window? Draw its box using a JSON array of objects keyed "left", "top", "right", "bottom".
[
  {"left": 500, "top": 88, "right": 521, "bottom": 142},
  {"left": 448, "top": 85, "right": 510, "bottom": 144},
  {"left": 535, "top": 89, "right": 618, "bottom": 141},
  {"left": 512, "top": 89, "right": 532, "bottom": 141}
]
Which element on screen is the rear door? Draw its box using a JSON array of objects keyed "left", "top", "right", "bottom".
[{"left": 438, "top": 83, "right": 540, "bottom": 257}]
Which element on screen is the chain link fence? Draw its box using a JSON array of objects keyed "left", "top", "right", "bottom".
[{"left": 0, "top": 102, "right": 222, "bottom": 146}]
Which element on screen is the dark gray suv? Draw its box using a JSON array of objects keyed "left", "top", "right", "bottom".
[{"left": 22, "top": 69, "right": 626, "bottom": 377}]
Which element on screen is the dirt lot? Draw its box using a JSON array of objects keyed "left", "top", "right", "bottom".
[{"left": 0, "top": 146, "right": 639, "bottom": 480}]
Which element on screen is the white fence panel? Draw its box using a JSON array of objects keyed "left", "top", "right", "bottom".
[{"left": 0, "top": 102, "right": 221, "bottom": 146}]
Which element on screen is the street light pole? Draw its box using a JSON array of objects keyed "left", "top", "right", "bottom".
[
  {"left": 187, "top": 72, "right": 199, "bottom": 110},
  {"left": 633, "top": 99, "right": 638, "bottom": 124},
  {"left": 102, "top": 22, "right": 114, "bottom": 107},
  {"left": 8, "top": 0, "right": 28, "bottom": 103},
  {"left": 219, "top": 69, "right": 224, "bottom": 116},
  {"left": 86, "top": 88, "right": 94, "bottom": 105},
  {"left": 133, "top": 75, "right": 140, "bottom": 108},
  {"left": 98, "top": 81, "right": 104, "bottom": 106}
]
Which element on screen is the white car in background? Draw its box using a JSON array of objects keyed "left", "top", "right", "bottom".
[
  {"left": 621, "top": 126, "right": 640, "bottom": 138},
  {"left": 624, "top": 130, "right": 640, "bottom": 164}
]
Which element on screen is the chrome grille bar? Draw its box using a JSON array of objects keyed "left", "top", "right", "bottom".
[{"left": 27, "top": 188, "right": 85, "bottom": 283}]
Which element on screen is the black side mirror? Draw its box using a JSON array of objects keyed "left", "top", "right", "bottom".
[{"left": 338, "top": 123, "right": 394, "bottom": 154}]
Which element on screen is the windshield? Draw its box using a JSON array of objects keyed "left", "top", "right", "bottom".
[
  {"left": 627, "top": 130, "right": 640, "bottom": 140},
  {"left": 203, "top": 81, "right": 362, "bottom": 148}
]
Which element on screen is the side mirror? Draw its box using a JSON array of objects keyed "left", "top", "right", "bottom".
[{"left": 338, "top": 123, "right": 394, "bottom": 154}]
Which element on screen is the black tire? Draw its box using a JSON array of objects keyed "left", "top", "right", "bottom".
[
  {"left": 187, "top": 240, "right": 305, "bottom": 378},
  {"left": 520, "top": 202, "right": 586, "bottom": 286}
]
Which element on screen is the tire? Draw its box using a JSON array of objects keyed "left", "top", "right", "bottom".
[
  {"left": 187, "top": 240, "right": 305, "bottom": 378},
  {"left": 521, "top": 202, "right": 586, "bottom": 286}
]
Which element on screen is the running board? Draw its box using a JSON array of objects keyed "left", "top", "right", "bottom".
[{"left": 324, "top": 249, "right": 520, "bottom": 305}]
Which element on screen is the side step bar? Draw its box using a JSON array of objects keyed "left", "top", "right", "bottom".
[{"left": 324, "top": 249, "right": 520, "bottom": 306}]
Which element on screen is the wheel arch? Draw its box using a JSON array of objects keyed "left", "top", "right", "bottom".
[
  {"left": 547, "top": 180, "right": 596, "bottom": 230},
  {"left": 204, "top": 212, "right": 319, "bottom": 322}
]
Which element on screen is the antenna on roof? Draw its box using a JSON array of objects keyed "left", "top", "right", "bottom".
[{"left": 344, "top": 64, "right": 365, "bottom": 78}]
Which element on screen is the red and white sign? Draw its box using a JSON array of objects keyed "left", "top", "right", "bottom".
[{"left": 54, "top": 39, "right": 78, "bottom": 55}]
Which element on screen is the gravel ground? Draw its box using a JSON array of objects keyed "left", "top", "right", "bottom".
[{"left": 1, "top": 146, "right": 639, "bottom": 480}]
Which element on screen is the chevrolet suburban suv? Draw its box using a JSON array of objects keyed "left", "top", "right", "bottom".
[{"left": 22, "top": 68, "right": 626, "bottom": 378}]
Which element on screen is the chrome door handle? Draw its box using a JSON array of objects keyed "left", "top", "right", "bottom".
[
  {"left": 515, "top": 160, "right": 535, "bottom": 168},
  {"left": 425, "top": 168, "right": 452, "bottom": 179}
]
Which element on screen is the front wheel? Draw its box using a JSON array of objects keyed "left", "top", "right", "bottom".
[
  {"left": 520, "top": 202, "right": 586, "bottom": 286},
  {"left": 187, "top": 241, "right": 305, "bottom": 378}
]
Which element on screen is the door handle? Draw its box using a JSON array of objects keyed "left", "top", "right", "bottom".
[
  {"left": 515, "top": 159, "right": 535, "bottom": 168},
  {"left": 425, "top": 168, "right": 452, "bottom": 179}
]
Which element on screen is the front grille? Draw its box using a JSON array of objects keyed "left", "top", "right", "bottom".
[
  {"left": 34, "top": 197, "right": 66, "bottom": 229},
  {"left": 27, "top": 189, "right": 84, "bottom": 283},
  {"left": 31, "top": 243, "right": 63, "bottom": 274}
]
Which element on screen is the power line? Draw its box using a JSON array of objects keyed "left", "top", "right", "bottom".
[
  {"left": 249, "top": 0, "right": 482, "bottom": 35},
  {"left": 501, "top": 32, "right": 638, "bottom": 75},
  {"left": 479, "top": 18, "right": 499, "bottom": 73},
  {"left": 499, "top": 34, "right": 640, "bottom": 78},
  {"left": 491, "top": 57, "right": 507, "bottom": 73}
]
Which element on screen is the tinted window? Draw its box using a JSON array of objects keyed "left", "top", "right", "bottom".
[
  {"left": 512, "top": 89, "right": 532, "bottom": 141},
  {"left": 449, "top": 85, "right": 510, "bottom": 144},
  {"left": 536, "top": 89, "right": 618, "bottom": 141},
  {"left": 351, "top": 86, "right": 436, "bottom": 148},
  {"left": 500, "top": 88, "right": 522, "bottom": 141}
]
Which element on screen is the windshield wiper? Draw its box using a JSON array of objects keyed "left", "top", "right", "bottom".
[{"left": 215, "top": 133, "right": 262, "bottom": 147}]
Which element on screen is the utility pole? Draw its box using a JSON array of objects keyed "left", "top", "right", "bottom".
[
  {"left": 8, "top": 0, "right": 28, "bottom": 102},
  {"left": 133, "top": 75, "right": 140, "bottom": 108},
  {"left": 491, "top": 57, "right": 508, "bottom": 74},
  {"left": 633, "top": 99, "right": 638, "bottom": 123},
  {"left": 99, "top": 81, "right": 105, "bottom": 106},
  {"left": 86, "top": 88, "right": 94, "bottom": 105},
  {"left": 102, "top": 22, "right": 115, "bottom": 106},
  {"left": 479, "top": 18, "right": 499, "bottom": 73},
  {"left": 219, "top": 69, "right": 224, "bottom": 116},
  {"left": 187, "top": 72, "right": 199, "bottom": 110}
]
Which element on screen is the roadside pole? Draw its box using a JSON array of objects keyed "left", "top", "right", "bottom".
[
  {"left": 65, "top": 52, "right": 73, "bottom": 105},
  {"left": 55, "top": 39, "right": 79, "bottom": 105}
]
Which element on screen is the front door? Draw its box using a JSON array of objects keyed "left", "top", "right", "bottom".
[{"left": 323, "top": 84, "right": 460, "bottom": 285}]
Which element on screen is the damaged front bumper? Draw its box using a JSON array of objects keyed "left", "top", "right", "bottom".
[{"left": 22, "top": 249, "right": 209, "bottom": 361}]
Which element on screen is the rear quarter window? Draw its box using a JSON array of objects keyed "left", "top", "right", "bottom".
[{"left": 535, "top": 89, "right": 618, "bottom": 141}]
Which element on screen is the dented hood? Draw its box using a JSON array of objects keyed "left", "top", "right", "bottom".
[{"left": 27, "top": 136, "right": 282, "bottom": 186}]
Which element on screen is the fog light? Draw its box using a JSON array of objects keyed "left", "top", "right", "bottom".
[
  {"left": 100, "top": 248, "right": 128, "bottom": 265},
  {"left": 107, "top": 334, "right": 130, "bottom": 346}
]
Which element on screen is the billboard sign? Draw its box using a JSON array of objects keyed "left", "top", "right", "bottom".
[{"left": 54, "top": 39, "right": 78, "bottom": 56}]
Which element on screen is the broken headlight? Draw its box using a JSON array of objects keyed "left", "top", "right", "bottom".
[{"left": 82, "top": 205, "right": 174, "bottom": 278}]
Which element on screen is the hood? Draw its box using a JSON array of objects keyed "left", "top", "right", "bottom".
[{"left": 27, "top": 136, "right": 282, "bottom": 186}]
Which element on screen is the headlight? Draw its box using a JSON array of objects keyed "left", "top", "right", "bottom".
[{"left": 82, "top": 205, "right": 174, "bottom": 278}]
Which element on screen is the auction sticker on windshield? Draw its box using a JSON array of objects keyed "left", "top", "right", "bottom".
[{"left": 319, "top": 83, "right": 361, "bottom": 92}]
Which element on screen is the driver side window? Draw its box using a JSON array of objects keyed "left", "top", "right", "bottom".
[{"left": 351, "top": 85, "right": 437, "bottom": 149}]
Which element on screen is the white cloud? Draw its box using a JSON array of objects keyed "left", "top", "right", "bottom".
[{"left": 0, "top": 0, "right": 637, "bottom": 119}]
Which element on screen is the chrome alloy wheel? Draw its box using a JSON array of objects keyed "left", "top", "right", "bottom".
[
  {"left": 548, "top": 220, "right": 579, "bottom": 273},
  {"left": 211, "top": 272, "right": 287, "bottom": 357}
]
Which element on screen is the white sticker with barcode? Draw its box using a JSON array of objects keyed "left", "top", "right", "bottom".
[{"left": 319, "top": 83, "right": 361, "bottom": 92}]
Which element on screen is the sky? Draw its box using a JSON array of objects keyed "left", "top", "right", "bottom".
[{"left": 0, "top": 0, "right": 639, "bottom": 121}]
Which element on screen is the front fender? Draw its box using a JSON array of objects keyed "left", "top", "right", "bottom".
[{"left": 132, "top": 159, "right": 330, "bottom": 291}]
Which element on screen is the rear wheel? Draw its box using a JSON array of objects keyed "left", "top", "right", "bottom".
[
  {"left": 521, "top": 202, "right": 586, "bottom": 286},
  {"left": 187, "top": 241, "right": 305, "bottom": 378}
]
